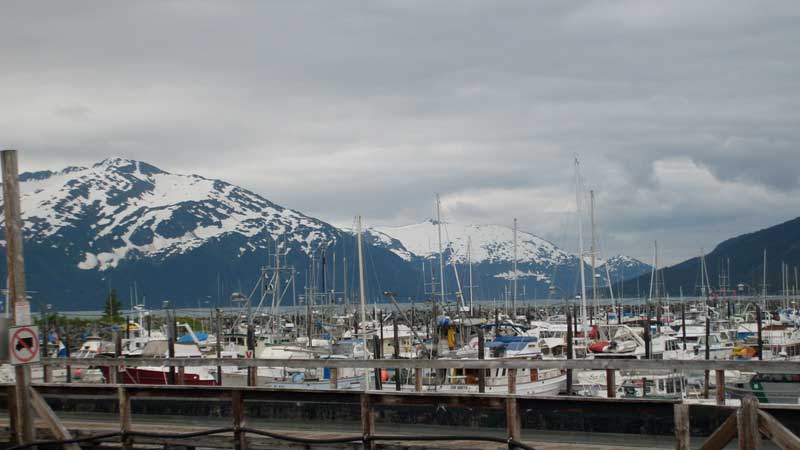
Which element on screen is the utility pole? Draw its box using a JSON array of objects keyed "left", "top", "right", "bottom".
[{"left": 2, "top": 149, "right": 35, "bottom": 444}]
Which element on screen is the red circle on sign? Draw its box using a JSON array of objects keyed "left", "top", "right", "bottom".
[{"left": 11, "top": 327, "right": 39, "bottom": 363}]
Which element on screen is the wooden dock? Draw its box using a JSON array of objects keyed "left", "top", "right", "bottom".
[{"left": 3, "top": 357, "right": 800, "bottom": 449}]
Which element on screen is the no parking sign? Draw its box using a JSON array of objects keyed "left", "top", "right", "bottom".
[{"left": 9, "top": 326, "right": 40, "bottom": 365}]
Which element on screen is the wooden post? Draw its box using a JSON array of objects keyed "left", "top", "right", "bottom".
[
  {"left": 716, "top": 370, "right": 725, "bottom": 405},
  {"left": 755, "top": 305, "right": 764, "bottom": 361},
  {"left": 112, "top": 331, "right": 122, "bottom": 384},
  {"left": 674, "top": 403, "right": 690, "bottom": 450},
  {"left": 393, "top": 319, "right": 401, "bottom": 391},
  {"left": 246, "top": 323, "right": 256, "bottom": 387},
  {"left": 737, "top": 395, "right": 760, "bottom": 450},
  {"left": 360, "top": 393, "right": 374, "bottom": 450},
  {"left": 507, "top": 368, "right": 517, "bottom": 395},
  {"left": 566, "top": 307, "right": 574, "bottom": 395},
  {"left": 505, "top": 397, "right": 521, "bottom": 442},
  {"left": 372, "top": 335, "right": 382, "bottom": 390},
  {"left": 606, "top": 368, "right": 616, "bottom": 398},
  {"left": 177, "top": 366, "right": 185, "bottom": 385},
  {"left": 478, "top": 329, "right": 486, "bottom": 393},
  {"left": 118, "top": 386, "right": 133, "bottom": 450},
  {"left": 232, "top": 390, "right": 247, "bottom": 450},
  {"left": 414, "top": 367, "right": 422, "bottom": 392},
  {"left": 330, "top": 367, "right": 338, "bottom": 390},
  {"left": 216, "top": 308, "right": 222, "bottom": 385},
  {"left": 168, "top": 312, "right": 176, "bottom": 385},
  {"left": 681, "top": 302, "right": 687, "bottom": 351},
  {"left": 43, "top": 362, "right": 53, "bottom": 383},
  {"left": 2, "top": 149, "right": 35, "bottom": 445}
]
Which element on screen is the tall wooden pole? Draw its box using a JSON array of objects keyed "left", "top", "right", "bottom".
[{"left": 2, "top": 149, "right": 35, "bottom": 444}]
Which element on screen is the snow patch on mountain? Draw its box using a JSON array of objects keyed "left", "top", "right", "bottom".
[
  {"left": 10, "top": 158, "right": 337, "bottom": 271},
  {"left": 371, "top": 220, "right": 570, "bottom": 265}
]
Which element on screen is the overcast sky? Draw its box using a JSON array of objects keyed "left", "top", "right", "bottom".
[{"left": 2, "top": 1, "right": 799, "bottom": 265}]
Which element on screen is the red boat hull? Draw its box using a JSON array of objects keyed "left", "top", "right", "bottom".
[{"left": 100, "top": 366, "right": 217, "bottom": 385}]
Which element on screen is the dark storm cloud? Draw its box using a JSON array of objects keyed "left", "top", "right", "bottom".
[{"left": 1, "top": 0, "right": 799, "bottom": 264}]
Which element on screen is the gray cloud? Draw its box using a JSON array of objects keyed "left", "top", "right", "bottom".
[{"left": 1, "top": 0, "right": 799, "bottom": 265}]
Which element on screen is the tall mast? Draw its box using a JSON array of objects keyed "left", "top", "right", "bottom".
[
  {"left": 512, "top": 217, "right": 518, "bottom": 317},
  {"left": 762, "top": 249, "right": 767, "bottom": 305},
  {"left": 649, "top": 241, "right": 657, "bottom": 301},
  {"left": 590, "top": 190, "right": 598, "bottom": 312},
  {"left": 343, "top": 256, "right": 348, "bottom": 309},
  {"left": 574, "top": 158, "right": 589, "bottom": 341},
  {"left": 436, "top": 194, "right": 446, "bottom": 310},
  {"left": 468, "top": 236, "right": 474, "bottom": 313},
  {"left": 356, "top": 215, "right": 369, "bottom": 389}
]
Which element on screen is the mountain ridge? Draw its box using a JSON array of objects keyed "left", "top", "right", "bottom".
[{"left": 0, "top": 158, "right": 651, "bottom": 310}]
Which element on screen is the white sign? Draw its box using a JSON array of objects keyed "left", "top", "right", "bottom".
[
  {"left": 14, "top": 300, "right": 31, "bottom": 326},
  {"left": 9, "top": 325, "right": 40, "bottom": 365}
]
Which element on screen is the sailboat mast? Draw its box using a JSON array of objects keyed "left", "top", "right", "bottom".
[
  {"left": 590, "top": 190, "right": 598, "bottom": 312},
  {"left": 763, "top": 249, "right": 767, "bottom": 306},
  {"left": 356, "top": 215, "right": 369, "bottom": 389},
  {"left": 272, "top": 242, "right": 281, "bottom": 334},
  {"left": 512, "top": 217, "right": 518, "bottom": 317},
  {"left": 468, "top": 236, "right": 474, "bottom": 313},
  {"left": 436, "top": 194, "right": 446, "bottom": 311},
  {"left": 574, "top": 158, "right": 589, "bottom": 340}
]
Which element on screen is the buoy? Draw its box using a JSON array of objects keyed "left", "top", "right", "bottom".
[{"left": 380, "top": 369, "right": 389, "bottom": 382}]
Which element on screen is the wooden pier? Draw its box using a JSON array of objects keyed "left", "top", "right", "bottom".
[{"left": 3, "top": 358, "right": 800, "bottom": 450}]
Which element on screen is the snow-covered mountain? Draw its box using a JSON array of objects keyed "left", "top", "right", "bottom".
[
  {"left": 600, "top": 255, "right": 652, "bottom": 284},
  {"left": 0, "top": 158, "right": 417, "bottom": 310},
  {"left": 372, "top": 220, "right": 571, "bottom": 266},
  {"left": 0, "top": 158, "right": 650, "bottom": 310},
  {"left": 369, "top": 220, "right": 651, "bottom": 298},
  {"left": 17, "top": 158, "right": 336, "bottom": 270}
]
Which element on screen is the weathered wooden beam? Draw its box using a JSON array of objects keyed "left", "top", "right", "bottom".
[
  {"left": 361, "top": 393, "right": 375, "bottom": 450},
  {"left": 330, "top": 367, "right": 338, "bottom": 390},
  {"left": 507, "top": 368, "right": 517, "bottom": 395},
  {"left": 2, "top": 149, "right": 35, "bottom": 446},
  {"left": 698, "top": 413, "right": 737, "bottom": 450},
  {"left": 414, "top": 367, "right": 422, "bottom": 393},
  {"left": 506, "top": 396, "right": 521, "bottom": 442},
  {"left": 478, "top": 330, "right": 486, "bottom": 394},
  {"left": 758, "top": 409, "right": 800, "bottom": 450},
  {"left": 738, "top": 395, "right": 761, "bottom": 450},
  {"left": 118, "top": 386, "right": 133, "bottom": 450},
  {"left": 674, "top": 403, "right": 690, "bottom": 450},
  {"left": 232, "top": 389, "right": 247, "bottom": 450},
  {"left": 606, "top": 369, "right": 616, "bottom": 398},
  {"left": 29, "top": 386, "right": 81, "bottom": 450},
  {"left": 715, "top": 370, "right": 725, "bottom": 406}
]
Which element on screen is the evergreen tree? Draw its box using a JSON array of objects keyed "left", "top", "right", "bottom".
[{"left": 103, "top": 289, "right": 123, "bottom": 323}]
